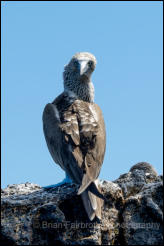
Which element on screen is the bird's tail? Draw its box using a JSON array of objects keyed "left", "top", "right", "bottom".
[{"left": 80, "top": 180, "right": 104, "bottom": 221}]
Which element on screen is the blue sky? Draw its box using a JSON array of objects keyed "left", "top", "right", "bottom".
[{"left": 1, "top": 1, "right": 163, "bottom": 188}]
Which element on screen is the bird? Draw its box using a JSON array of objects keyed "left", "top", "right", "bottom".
[{"left": 42, "top": 52, "right": 106, "bottom": 221}]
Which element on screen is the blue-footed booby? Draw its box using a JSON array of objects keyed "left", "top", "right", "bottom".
[{"left": 43, "top": 52, "right": 106, "bottom": 220}]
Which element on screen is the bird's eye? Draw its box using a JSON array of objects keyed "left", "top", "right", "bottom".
[
  {"left": 73, "top": 60, "right": 79, "bottom": 67},
  {"left": 88, "top": 61, "right": 93, "bottom": 67}
]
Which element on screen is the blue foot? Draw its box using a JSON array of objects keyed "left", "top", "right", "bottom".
[{"left": 43, "top": 174, "right": 72, "bottom": 189}]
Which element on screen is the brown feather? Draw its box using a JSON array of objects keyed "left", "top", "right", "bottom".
[
  {"left": 43, "top": 52, "right": 106, "bottom": 221},
  {"left": 43, "top": 90, "right": 106, "bottom": 220}
]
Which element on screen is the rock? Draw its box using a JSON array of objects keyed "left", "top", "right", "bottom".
[
  {"left": 114, "top": 162, "right": 159, "bottom": 198},
  {"left": 1, "top": 162, "right": 163, "bottom": 245}
]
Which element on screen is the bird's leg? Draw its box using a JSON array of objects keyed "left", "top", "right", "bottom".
[{"left": 43, "top": 173, "right": 73, "bottom": 189}]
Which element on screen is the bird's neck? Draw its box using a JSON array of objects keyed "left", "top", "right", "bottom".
[{"left": 64, "top": 79, "right": 95, "bottom": 103}]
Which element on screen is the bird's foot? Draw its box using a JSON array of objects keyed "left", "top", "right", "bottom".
[{"left": 43, "top": 175, "right": 72, "bottom": 189}]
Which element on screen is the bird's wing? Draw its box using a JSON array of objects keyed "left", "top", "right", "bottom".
[
  {"left": 43, "top": 100, "right": 106, "bottom": 190},
  {"left": 77, "top": 102, "right": 106, "bottom": 194},
  {"left": 42, "top": 103, "right": 65, "bottom": 170},
  {"left": 42, "top": 101, "right": 84, "bottom": 183}
]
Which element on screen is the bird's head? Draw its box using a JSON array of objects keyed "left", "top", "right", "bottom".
[{"left": 63, "top": 52, "right": 97, "bottom": 102}]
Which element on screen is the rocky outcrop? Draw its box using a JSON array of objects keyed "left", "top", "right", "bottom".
[{"left": 1, "top": 162, "right": 163, "bottom": 245}]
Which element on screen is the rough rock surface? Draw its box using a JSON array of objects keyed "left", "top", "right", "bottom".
[{"left": 1, "top": 162, "right": 163, "bottom": 245}]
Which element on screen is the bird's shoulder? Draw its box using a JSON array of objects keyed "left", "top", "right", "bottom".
[
  {"left": 43, "top": 91, "right": 75, "bottom": 120},
  {"left": 46, "top": 91, "right": 98, "bottom": 124},
  {"left": 72, "top": 100, "right": 105, "bottom": 132},
  {"left": 43, "top": 91, "right": 105, "bottom": 146}
]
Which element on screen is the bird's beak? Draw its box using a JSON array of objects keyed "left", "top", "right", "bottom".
[{"left": 79, "top": 60, "right": 88, "bottom": 75}]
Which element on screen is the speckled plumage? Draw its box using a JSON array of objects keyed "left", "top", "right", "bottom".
[
  {"left": 43, "top": 52, "right": 106, "bottom": 220},
  {"left": 63, "top": 52, "right": 96, "bottom": 102}
]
